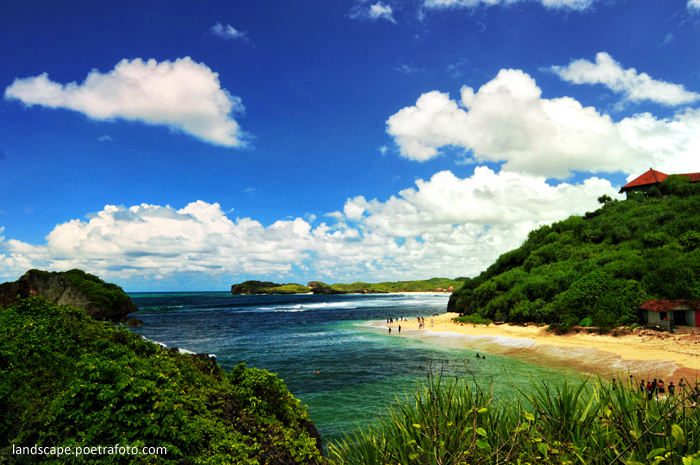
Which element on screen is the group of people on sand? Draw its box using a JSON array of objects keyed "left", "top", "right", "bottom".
[
  {"left": 387, "top": 315, "right": 435, "bottom": 333},
  {"left": 632, "top": 375, "right": 685, "bottom": 400}
]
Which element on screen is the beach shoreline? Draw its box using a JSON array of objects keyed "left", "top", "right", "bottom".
[{"left": 380, "top": 312, "right": 700, "bottom": 384}]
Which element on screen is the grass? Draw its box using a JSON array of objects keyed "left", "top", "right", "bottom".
[{"left": 328, "top": 369, "right": 700, "bottom": 465}]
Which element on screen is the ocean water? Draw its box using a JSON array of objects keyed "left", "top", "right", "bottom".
[{"left": 125, "top": 292, "right": 676, "bottom": 445}]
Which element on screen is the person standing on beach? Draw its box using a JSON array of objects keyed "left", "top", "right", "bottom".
[
  {"left": 389, "top": 327, "right": 391, "bottom": 334},
  {"left": 668, "top": 382, "right": 675, "bottom": 395},
  {"left": 398, "top": 325, "right": 401, "bottom": 333}
]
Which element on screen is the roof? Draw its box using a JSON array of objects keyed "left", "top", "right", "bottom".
[
  {"left": 619, "top": 169, "right": 700, "bottom": 193},
  {"left": 619, "top": 169, "right": 668, "bottom": 193},
  {"left": 678, "top": 172, "right": 700, "bottom": 183},
  {"left": 640, "top": 300, "right": 700, "bottom": 312}
]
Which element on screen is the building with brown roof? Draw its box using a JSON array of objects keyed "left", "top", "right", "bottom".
[
  {"left": 640, "top": 299, "right": 700, "bottom": 329},
  {"left": 619, "top": 168, "right": 700, "bottom": 198}
]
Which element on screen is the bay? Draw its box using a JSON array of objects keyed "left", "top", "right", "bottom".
[{"left": 126, "top": 292, "right": 585, "bottom": 445}]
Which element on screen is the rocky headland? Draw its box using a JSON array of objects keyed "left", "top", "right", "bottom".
[{"left": 0, "top": 269, "right": 137, "bottom": 320}]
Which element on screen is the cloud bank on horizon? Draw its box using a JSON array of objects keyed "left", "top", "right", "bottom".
[{"left": 0, "top": 168, "right": 616, "bottom": 282}]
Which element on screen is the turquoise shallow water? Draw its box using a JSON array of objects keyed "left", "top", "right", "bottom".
[{"left": 125, "top": 292, "right": 675, "bottom": 445}]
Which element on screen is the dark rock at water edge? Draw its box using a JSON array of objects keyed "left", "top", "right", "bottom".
[{"left": 0, "top": 269, "right": 137, "bottom": 320}]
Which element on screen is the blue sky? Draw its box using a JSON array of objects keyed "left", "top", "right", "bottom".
[{"left": 2, "top": 0, "right": 700, "bottom": 291}]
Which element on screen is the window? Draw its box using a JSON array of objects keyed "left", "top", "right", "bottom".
[{"left": 660, "top": 311, "right": 667, "bottom": 321}]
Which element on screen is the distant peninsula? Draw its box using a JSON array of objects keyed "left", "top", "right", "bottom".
[{"left": 231, "top": 277, "right": 466, "bottom": 295}]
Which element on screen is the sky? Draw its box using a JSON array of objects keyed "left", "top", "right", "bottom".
[{"left": 1, "top": 0, "right": 700, "bottom": 291}]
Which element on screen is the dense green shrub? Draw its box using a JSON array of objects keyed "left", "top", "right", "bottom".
[
  {"left": 448, "top": 183, "right": 700, "bottom": 327},
  {"left": 0, "top": 297, "right": 323, "bottom": 465}
]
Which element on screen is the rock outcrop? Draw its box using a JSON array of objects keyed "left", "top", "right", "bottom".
[
  {"left": 231, "top": 281, "right": 309, "bottom": 295},
  {"left": 307, "top": 281, "right": 347, "bottom": 294},
  {"left": 0, "top": 269, "right": 137, "bottom": 320}
]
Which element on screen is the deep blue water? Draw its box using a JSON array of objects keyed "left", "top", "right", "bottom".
[{"left": 125, "top": 292, "right": 674, "bottom": 444}]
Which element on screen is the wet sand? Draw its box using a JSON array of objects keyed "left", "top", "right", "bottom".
[{"left": 384, "top": 312, "right": 700, "bottom": 383}]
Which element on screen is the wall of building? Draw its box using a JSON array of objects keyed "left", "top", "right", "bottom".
[{"left": 646, "top": 311, "right": 670, "bottom": 329}]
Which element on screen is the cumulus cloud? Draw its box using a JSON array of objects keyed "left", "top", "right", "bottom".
[
  {"left": 4, "top": 57, "right": 248, "bottom": 147},
  {"left": 689, "top": 0, "right": 700, "bottom": 11},
  {"left": 210, "top": 23, "right": 249, "bottom": 41},
  {"left": 423, "top": 0, "right": 598, "bottom": 11},
  {"left": 0, "top": 168, "right": 619, "bottom": 284},
  {"left": 387, "top": 69, "right": 639, "bottom": 177},
  {"left": 350, "top": 1, "right": 397, "bottom": 23},
  {"left": 551, "top": 52, "right": 700, "bottom": 106},
  {"left": 386, "top": 68, "right": 700, "bottom": 178}
]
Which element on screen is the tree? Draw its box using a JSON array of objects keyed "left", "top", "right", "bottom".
[{"left": 597, "top": 194, "right": 613, "bottom": 205}]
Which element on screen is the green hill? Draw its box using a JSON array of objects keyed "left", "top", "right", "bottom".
[{"left": 447, "top": 175, "right": 700, "bottom": 331}]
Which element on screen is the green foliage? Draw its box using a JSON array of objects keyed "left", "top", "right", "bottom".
[
  {"left": 453, "top": 314, "right": 493, "bottom": 325},
  {"left": 597, "top": 194, "right": 613, "bottom": 205},
  {"left": 449, "top": 189, "right": 700, "bottom": 328},
  {"left": 330, "top": 277, "right": 463, "bottom": 293},
  {"left": 0, "top": 297, "right": 323, "bottom": 464},
  {"left": 330, "top": 374, "right": 700, "bottom": 465}
]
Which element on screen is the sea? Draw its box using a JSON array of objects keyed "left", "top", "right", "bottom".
[{"left": 125, "top": 291, "right": 677, "bottom": 446}]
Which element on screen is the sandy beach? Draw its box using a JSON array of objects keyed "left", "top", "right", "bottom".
[{"left": 386, "top": 312, "right": 700, "bottom": 383}]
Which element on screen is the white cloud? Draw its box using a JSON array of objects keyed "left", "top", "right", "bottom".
[
  {"left": 0, "top": 169, "right": 619, "bottom": 284},
  {"left": 210, "top": 23, "right": 249, "bottom": 41},
  {"left": 350, "top": 1, "right": 397, "bottom": 23},
  {"left": 387, "top": 69, "right": 638, "bottom": 177},
  {"left": 386, "top": 68, "right": 700, "bottom": 178},
  {"left": 97, "top": 134, "right": 112, "bottom": 142},
  {"left": 423, "top": 0, "right": 597, "bottom": 11},
  {"left": 551, "top": 52, "right": 700, "bottom": 106},
  {"left": 689, "top": 0, "right": 700, "bottom": 11},
  {"left": 4, "top": 57, "right": 248, "bottom": 147}
]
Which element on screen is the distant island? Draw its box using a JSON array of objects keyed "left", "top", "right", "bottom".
[{"left": 231, "top": 277, "right": 466, "bottom": 295}]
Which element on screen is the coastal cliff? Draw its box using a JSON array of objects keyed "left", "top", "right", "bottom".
[{"left": 0, "top": 269, "right": 136, "bottom": 320}]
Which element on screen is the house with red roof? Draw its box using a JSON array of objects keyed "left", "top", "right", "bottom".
[
  {"left": 619, "top": 168, "right": 700, "bottom": 198},
  {"left": 640, "top": 300, "right": 700, "bottom": 329}
]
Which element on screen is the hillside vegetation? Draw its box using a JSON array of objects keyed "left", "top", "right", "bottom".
[
  {"left": 0, "top": 297, "right": 324, "bottom": 464},
  {"left": 330, "top": 277, "right": 464, "bottom": 293},
  {"left": 448, "top": 175, "right": 700, "bottom": 330},
  {"left": 232, "top": 278, "right": 465, "bottom": 295}
]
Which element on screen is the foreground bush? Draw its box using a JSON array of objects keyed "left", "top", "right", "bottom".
[
  {"left": 0, "top": 297, "right": 324, "bottom": 464},
  {"left": 329, "top": 373, "right": 700, "bottom": 465}
]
